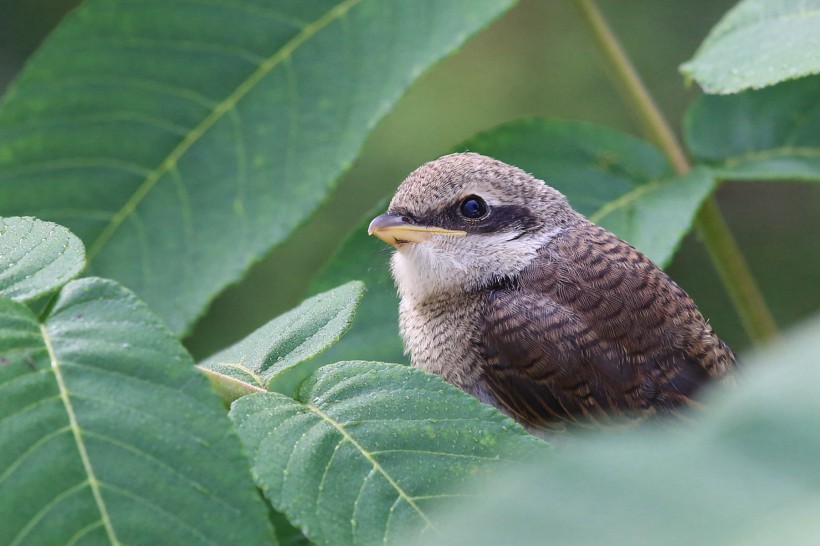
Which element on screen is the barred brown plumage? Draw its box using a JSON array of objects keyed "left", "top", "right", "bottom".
[{"left": 368, "top": 152, "right": 734, "bottom": 430}]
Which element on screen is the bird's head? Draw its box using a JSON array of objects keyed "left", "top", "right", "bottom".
[{"left": 369, "top": 152, "right": 578, "bottom": 302}]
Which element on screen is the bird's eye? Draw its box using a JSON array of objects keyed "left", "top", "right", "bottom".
[{"left": 459, "top": 195, "right": 488, "bottom": 219}]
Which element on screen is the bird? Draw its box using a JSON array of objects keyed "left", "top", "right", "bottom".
[{"left": 367, "top": 152, "right": 735, "bottom": 430}]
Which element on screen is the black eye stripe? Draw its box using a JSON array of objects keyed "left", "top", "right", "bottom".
[
  {"left": 467, "top": 204, "right": 541, "bottom": 233},
  {"left": 410, "top": 203, "right": 540, "bottom": 234}
]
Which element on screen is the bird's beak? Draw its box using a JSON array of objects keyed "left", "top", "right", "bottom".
[{"left": 368, "top": 212, "right": 466, "bottom": 247}]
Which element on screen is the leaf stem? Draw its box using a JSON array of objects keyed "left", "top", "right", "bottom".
[
  {"left": 197, "top": 365, "right": 266, "bottom": 407},
  {"left": 694, "top": 199, "right": 779, "bottom": 341},
  {"left": 575, "top": 0, "right": 779, "bottom": 343}
]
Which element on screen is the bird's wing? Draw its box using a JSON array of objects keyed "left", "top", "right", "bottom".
[
  {"left": 479, "top": 229, "right": 729, "bottom": 430},
  {"left": 480, "top": 288, "right": 719, "bottom": 429},
  {"left": 480, "top": 289, "right": 643, "bottom": 429},
  {"left": 520, "top": 223, "right": 733, "bottom": 384}
]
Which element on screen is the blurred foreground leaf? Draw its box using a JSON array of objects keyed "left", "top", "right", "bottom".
[
  {"left": 0, "top": 0, "right": 516, "bottom": 334},
  {"left": 685, "top": 75, "right": 820, "bottom": 181},
  {"left": 199, "top": 281, "right": 364, "bottom": 400},
  {"left": 427, "top": 313, "right": 820, "bottom": 546},
  {"left": 0, "top": 278, "right": 274, "bottom": 545},
  {"left": 680, "top": 0, "right": 820, "bottom": 94},
  {"left": 231, "top": 361, "right": 547, "bottom": 546},
  {"left": 0, "top": 216, "right": 84, "bottom": 302}
]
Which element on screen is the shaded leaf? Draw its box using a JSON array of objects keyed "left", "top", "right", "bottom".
[
  {"left": 685, "top": 75, "right": 820, "bottom": 181},
  {"left": 680, "top": 0, "right": 820, "bottom": 94},
  {"left": 462, "top": 118, "right": 715, "bottom": 267},
  {"left": 0, "top": 278, "right": 274, "bottom": 545},
  {"left": 427, "top": 313, "right": 820, "bottom": 546},
  {"left": 230, "top": 361, "right": 547, "bottom": 546},
  {"left": 199, "top": 281, "right": 364, "bottom": 398},
  {"left": 0, "top": 297, "right": 42, "bottom": 370},
  {"left": 0, "top": 0, "right": 516, "bottom": 334},
  {"left": 270, "top": 509, "right": 314, "bottom": 546},
  {"left": 0, "top": 216, "right": 84, "bottom": 302},
  {"left": 307, "top": 203, "right": 405, "bottom": 367}
]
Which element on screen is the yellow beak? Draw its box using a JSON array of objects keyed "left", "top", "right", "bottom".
[{"left": 367, "top": 213, "right": 466, "bottom": 247}]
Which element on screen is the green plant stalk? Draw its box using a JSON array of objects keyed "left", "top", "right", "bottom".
[{"left": 575, "top": 0, "right": 779, "bottom": 343}]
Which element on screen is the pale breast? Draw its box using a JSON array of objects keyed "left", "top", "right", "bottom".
[{"left": 398, "top": 293, "right": 487, "bottom": 394}]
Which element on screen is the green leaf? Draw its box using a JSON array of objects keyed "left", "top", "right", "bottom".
[
  {"left": 680, "top": 0, "right": 820, "bottom": 94},
  {"left": 426, "top": 313, "right": 820, "bottom": 546},
  {"left": 0, "top": 216, "right": 84, "bottom": 302},
  {"left": 230, "top": 361, "right": 547, "bottom": 546},
  {"left": 463, "top": 118, "right": 715, "bottom": 267},
  {"left": 270, "top": 509, "right": 314, "bottom": 546},
  {"left": 306, "top": 203, "right": 406, "bottom": 367},
  {"left": 685, "top": 75, "right": 820, "bottom": 181},
  {"left": 0, "top": 297, "right": 43, "bottom": 370},
  {"left": 0, "top": 278, "right": 274, "bottom": 545},
  {"left": 199, "top": 281, "right": 364, "bottom": 398},
  {"left": 0, "top": 0, "right": 516, "bottom": 334}
]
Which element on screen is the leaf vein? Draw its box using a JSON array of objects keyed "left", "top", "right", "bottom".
[
  {"left": 63, "top": 37, "right": 268, "bottom": 65},
  {"left": 98, "top": 482, "right": 221, "bottom": 546},
  {"left": 368, "top": 449, "right": 504, "bottom": 462},
  {"left": 86, "top": 0, "right": 365, "bottom": 262},
  {"left": 306, "top": 403, "right": 436, "bottom": 531},
  {"left": 0, "top": 158, "right": 152, "bottom": 180},
  {"left": 65, "top": 519, "right": 105, "bottom": 546},
  {"left": 0, "top": 423, "right": 70, "bottom": 485},
  {"left": 9, "top": 479, "right": 91, "bottom": 546},
  {"left": 156, "top": 0, "right": 308, "bottom": 28},
  {"left": 40, "top": 323, "right": 122, "bottom": 545},
  {"left": 588, "top": 180, "right": 662, "bottom": 224},
  {"left": 350, "top": 467, "right": 377, "bottom": 546},
  {"left": 721, "top": 146, "right": 820, "bottom": 168},
  {"left": 82, "top": 429, "right": 241, "bottom": 513}
]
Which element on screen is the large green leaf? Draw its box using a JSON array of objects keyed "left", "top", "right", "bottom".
[
  {"left": 685, "top": 75, "right": 820, "bottom": 181},
  {"left": 230, "top": 361, "right": 547, "bottom": 546},
  {"left": 0, "top": 216, "right": 84, "bottom": 302},
  {"left": 680, "top": 0, "right": 820, "bottom": 94},
  {"left": 426, "top": 313, "right": 820, "bottom": 545},
  {"left": 199, "top": 280, "right": 364, "bottom": 400},
  {"left": 0, "top": 0, "right": 516, "bottom": 334},
  {"left": 463, "top": 118, "right": 715, "bottom": 268},
  {"left": 0, "top": 278, "right": 274, "bottom": 545},
  {"left": 306, "top": 203, "right": 405, "bottom": 367}
]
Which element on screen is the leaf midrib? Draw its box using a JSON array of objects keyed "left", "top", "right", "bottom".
[
  {"left": 38, "top": 323, "right": 121, "bottom": 546},
  {"left": 86, "top": 0, "right": 364, "bottom": 262},
  {"left": 306, "top": 402, "right": 437, "bottom": 533},
  {"left": 721, "top": 146, "right": 820, "bottom": 167}
]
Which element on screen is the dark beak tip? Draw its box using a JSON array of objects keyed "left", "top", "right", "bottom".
[
  {"left": 367, "top": 212, "right": 405, "bottom": 236},
  {"left": 366, "top": 215, "right": 385, "bottom": 236}
]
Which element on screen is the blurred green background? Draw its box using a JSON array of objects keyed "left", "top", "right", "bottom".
[{"left": 3, "top": 0, "right": 818, "bottom": 359}]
